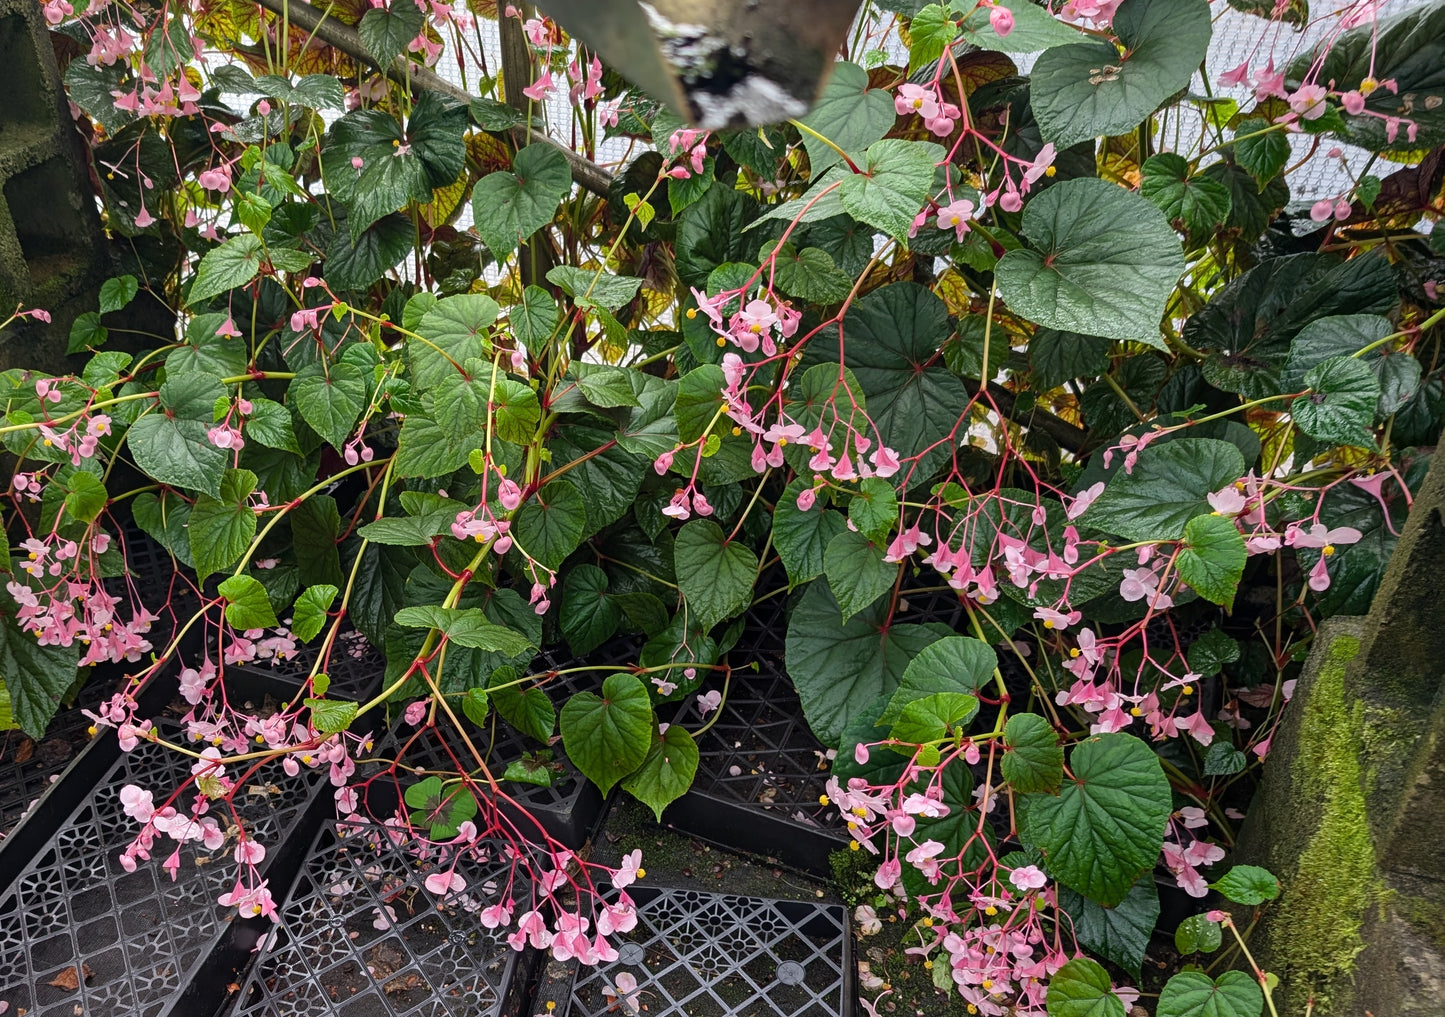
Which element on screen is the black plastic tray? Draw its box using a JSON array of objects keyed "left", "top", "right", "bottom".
[
  {"left": 0, "top": 693, "right": 328, "bottom": 1017},
  {"left": 537, "top": 885, "right": 857, "bottom": 1017},
  {"left": 221, "top": 819, "right": 537, "bottom": 1017}
]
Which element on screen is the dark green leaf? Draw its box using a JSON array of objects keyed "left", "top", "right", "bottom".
[
  {"left": 472, "top": 144, "right": 573, "bottom": 258},
  {"left": 786, "top": 580, "right": 953, "bottom": 746},
  {"left": 1046, "top": 957, "right": 1126, "bottom": 1017},
  {"left": 996, "top": 178, "right": 1184, "bottom": 345},
  {"left": 772, "top": 482, "right": 844, "bottom": 587},
  {"left": 358, "top": 3, "right": 425, "bottom": 64},
  {"left": 1083, "top": 438, "right": 1246, "bottom": 541},
  {"left": 1156, "top": 971, "right": 1264, "bottom": 1017},
  {"left": 1175, "top": 913, "right": 1224, "bottom": 955},
  {"left": 1296, "top": 356, "right": 1379, "bottom": 447},
  {"left": 1018, "top": 733, "right": 1173, "bottom": 906},
  {"left": 1058, "top": 876, "right": 1159, "bottom": 979},
  {"left": 127, "top": 374, "right": 229, "bottom": 497},
  {"left": 189, "top": 468, "right": 259, "bottom": 580},
  {"left": 673, "top": 519, "right": 758, "bottom": 631},
  {"left": 513, "top": 480, "right": 587, "bottom": 569},
  {"left": 290, "top": 361, "right": 368, "bottom": 451},
  {"left": 560, "top": 673, "right": 655, "bottom": 794},
  {"left": 824, "top": 529, "right": 897, "bottom": 622},
  {"left": 189, "top": 234, "right": 265, "bottom": 305},
  {"left": 621, "top": 724, "right": 699, "bottom": 821},
  {"left": 1030, "top": 0, "right": 1212, "bottom": 149},
  {"left": 0, "top": 605, "right": 80, "bottom": 739},
  {"left": 1002, "top": 713, "right": 1064, "bottom": 794},
  {"left": 1140, "top": 153, "right": 1232, "bottom": 234},
  {"left": 325, "top": 212, "right": 412, "bottom": 289}
]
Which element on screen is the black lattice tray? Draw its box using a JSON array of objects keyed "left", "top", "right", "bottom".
[
  {"left": 663, "top": 582, "right": 966, "bottom": 875},
  {"left": 227, "top": 627, "right": 385, "bottom": 703},
  {"left": 366, "top": 664, "right": 606, "bottom": 850},
  {"left": 536, "top": 886, "right": 856, "bottom": 1017},
  {"left": 0, "top": 710, "right": 327, "bottom": 1017},
  {"left": 222, "top": 819, "right": 536, "bottom": 1017}
]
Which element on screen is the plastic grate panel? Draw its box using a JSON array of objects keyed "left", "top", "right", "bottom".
[
  {"left": 563, "top": 887, "right": 850, "bottom": 1017},
  {"left": 228, "top": 820, "right": 530, "bottom": 1017},
  {"left": 0, "top": 720, "right": 324, "bottom": 1017}
]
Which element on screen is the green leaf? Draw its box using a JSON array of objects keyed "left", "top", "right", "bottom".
[
  {"left": 189, "top": 234, "right": 266, "bottom": 305},
  {"left": 492, "top": 378, "right": 541, "bottom": 443},
  {"left": 1083, "top": 438, "right": 1246, "bottom": 541},
  {"left": 560, "top": 673, "right": 655, "bottom": 794},
  {"left": 956, "top": 0, "right": 1082, "bottom": 52},
  {"left": 847, "top": 477, "right": 898, "bottom": 545},
  {"left": 797, "top": 61, "right": 896, "bottom": 174},
  {"left": 1156, "top": 971, "right": 1264, "bottom": 1017},
  {"left": 489, "top": 668, "right": 556, "bottom": 743},
  {"left": 1046, "top": 957, "right": 1126, "bottom": 1017},
  {"left": 545, "top": 265, "right": 644, "bottom": 312},
  {"left": 1002, "top": 713, "right": 1064, "bottom": 794},
  {"left": 839, "top": 139, "right": 943, "bottom": 242},
  {"left": 132, "top": 490, "right": 194, "bottom": 566},
  {"left": 1030, "top": 330, "right": 1112, "bottom": 391},
  {"left": 472, "top": 144, "right": 572, "bottom": 258},
  {"left": 512, "top": 480, "right": 588, "bottom": 570},
  {"left": 1175, "top": 913, "right": 1224, "bottom": 955},
  {"left": 1233, "top": 119, "right": 1290, "bottom": 181},
  {"left": 1210, "top": 864, "right": 1280, "bottom": 905},
  {"left": 773, "top": 482, "right": 844, "bottom": 587},
  {"left": 63, "top": 471, "right": 108, "bottom": 524},
  {"left": 1058, "top": 877, "right": 1159, "bottom": 980},
  {"left": 127, "top": 374, "right": 229, "bottom": 497},
  {"left": 68, "top": 312, "right": 108, "bottom": 353},
  {"left": 674, "top": 519, "right": 759, "bottom": 631},
  {"left": 291, "top": 584, "right": 338, "bottom": 642},
  {"left": 824, "top": 529, "right": 897, "bottom": 621},
  {"left": 573, "top": 363, "right": 641, "bottom": 409},
  {"left": 907, "top": 4, "right": 956, "bottom": 72},
  {"left": 996, "top": 178, "right": 1184, "bottom": 345},
  {"left": 219, "top": 574, "right": 280, "bottom": 629},
  {"left": 621, "top": 724, "right": 699, "bottom": 820},
  {"left": 325, "top": 212, "right": 413, "bottom": 289},
  {"left": 786, "top": 580, "right": 952, "bottom": 746},
  {"left": 838, "top": 282, "right": 969, "bottom": 472},
  {"left": 189, "top": 468, "right": 259, "bottom": 580},
  {"left": 411, "top": 294, "right": 500, "bottom": 393},
  {"left": 1178, "top": 514, "right": 1247, "bottom": 608},
  {"left": 290, "top": 361, "right": 367, "bottom": 451},
  {"left": 1018, "top": 733, "right": 1173, "bottom": 906},
  {"left": 1030, "top": 0, "right": 1212, "bottom": 149},
  {"left": 889, "top": 692, "right": 978, "bottom": 744},
  {"left": 675, "top": 363, "right": 726, "bottom": 444},
  {"left": 0, "top": 605, "right": 80, "bottom": 739},
  {"left": 244, "top": 397, "right": 301, "bottom": 453},
  {"left": 305, "top": 697, "right": 357, "bottom": 734},
  {"left": 99, "top": 275, "right": 138, "bottom": 314},
  {"left": 1140, "top": 154, "right": 1232, "bottom": 234},
  {"left": 767, "top": 243, "right": 854, "bottom": 304},
  {"left": 404, "top": 775, "right": 477, "bottom": 840},
  {"left": 1203, "top": 740, "right": 1247, "bottom": 776},
  {"left": 1296, "top": 356, "right": 1379, "bottom": 447},
  {"left": 560, "top": 564, "right": 622, "bottom": 655},
  {"left": 511, "top": 285, "right": 559, "bottom": 353},
  {"left": 358, "top": 3, "right": 424, "bottom": 64},
  {"left": 394, "top": 606, "right": 534, "bottom": 656}
]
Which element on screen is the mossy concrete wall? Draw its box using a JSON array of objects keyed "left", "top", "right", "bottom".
[
  {"left": 1237, "top": 454, "right": 1445, "bottom": 1015},
  {"left": 0, "top": 0, "right": 111, "bottom": 374}
]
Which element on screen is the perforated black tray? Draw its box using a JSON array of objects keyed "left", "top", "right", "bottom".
[
  {"left": 221, "top": 819, "right": 537, "bottom": 1017},
  {"left": 0, "top": 704, "right": 327, "bottom": 1017},
  {"left": 537, "top": 885, "right": 856, "bottom": 1017}
]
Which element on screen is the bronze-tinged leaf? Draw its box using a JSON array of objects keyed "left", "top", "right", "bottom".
[
  {"left": 46, "top": 963, "right": 94, "bottom": 990},
  {"left": 467, "top": 131, "right": 513, "bottom": 177}
]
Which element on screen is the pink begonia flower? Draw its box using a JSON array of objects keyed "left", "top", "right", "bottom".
[
  {"left": 1253, "top": 60, "right": 1287, "bottom": 101},
  {"left": 989, "top": 3, "right": 1014, "bottom": 36},
  {"left": 234, "top": 839, "right": 266, "bottom": 865},
  {"left": 1033, "top": 606, "right": 1080, "bottom": 631},
  {"left": 936, "top": 197, "right": 976, "bottom": 241},
  {"left": 507, "top": 910, "right": 552, "bottom": 951},
  {"left": 905, "top": 840, "right": 946, "bottom": 881},
  {"left": 1341, "top": 89, "right": 1367, "bottom": 115},
  {"left": 1218, "top": 61, "right": 1250, "bottom": 88},
  {"left": 424, "top": 870, "right": 465, "bottom": 896},
  {"left": 603, "top": 972, "right": 642, "bottom": 1011},
  {"left": 873, "top": 857, "right": 901, "bottom": 890},
  {"left": 522, "top": 72, "right": 554, "bottom": 101},
  {"left": 697, "top": 690, "right": 722, "bottom": 715},
  {"left": 403, "top": 699, "right": 427, "bottom": 725},
  {"left": 1288, "top": 83, "right": 1329, "bottom": 120},
  {"left": 1009, "top": 864, "right": 1048, "bottom": 891},
  {"left": 894, "top": 83, "right": 938, "bottom": 120},
  {"left": 796, "top": 486, "right": 818, "bottom": 512},
  {"left": 197, "top": 165, "right": 231, "bottom": 192},
  {"left": 1178, "top": 710, "right": 1215, "bottom": 746},
  {"left": 497, "top": 478, "right": 522, "bottom": 511},
  {"left": 1208, "top": 485, "right": 1247, "bottom": 516},
  {"left": 1286, "top": 522, "right": 1363, "bottom": 549},
  {"left": 1067, "top": 481, "right": 1106, "bottom": 520},
  {"left": 612, "top": 849, "right": 644, "bottom": 889},
  {"left": 1308, "top": 555, "right": 1332, "bottom": 592}
]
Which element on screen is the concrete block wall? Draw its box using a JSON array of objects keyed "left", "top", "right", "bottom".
[{"left": 0, "top": 0, "right": 110, "bottom": 374}]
